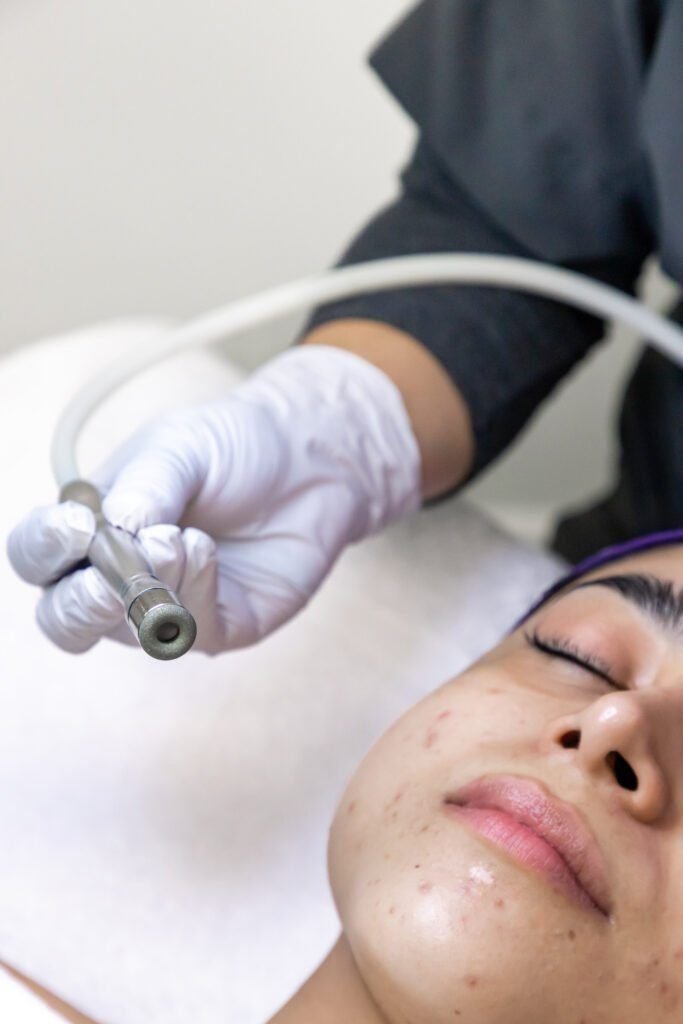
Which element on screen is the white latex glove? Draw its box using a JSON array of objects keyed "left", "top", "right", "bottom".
[{"left": 7, "top": 346, "right": 421, "bottom": 655}]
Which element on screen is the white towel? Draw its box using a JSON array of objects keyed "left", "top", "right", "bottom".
[
  {"left": 0, "top": 322, "right": 564, "bottom": 1023},
  {"left": 0, "top": 966, "right": 69, "bottom": 1023}
]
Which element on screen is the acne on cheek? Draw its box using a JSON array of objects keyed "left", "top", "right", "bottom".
[
  {"left": 658, "top": 980, "right": 679, "bottom": 1011},
  {"left": 339, "top": 798, "right": 366, "bottom": 853},
  {"left": 417, "top": 708, "right": 453, "bottom": 750},
  {"left": 421, "top": 704, "right": 501, "bottom": 751},
  {"left": 630, "top": 954, "right": 681, "bottom": 1015},
  {"left": 346, "top": 787, "right": 407, "bottom": 822},
  {"left": 419, "top": 709, "right": 452, "bottom": 750},
  {"left": 654, "top": 962, "right": 681, "bottom": 1013},
  {"left": 377, "top": 787, "right": 409, "bottom": 826},
  {"left": 424, "top": 728, "right": 440, "bottom": 750}
]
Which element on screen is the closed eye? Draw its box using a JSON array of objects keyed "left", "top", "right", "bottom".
[{"left": 524, "top": 630, "right": 626, "bottom": 691}]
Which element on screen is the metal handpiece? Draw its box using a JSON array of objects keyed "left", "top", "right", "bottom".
[{"left": 59, "top": 480, "right": 197, "bottom": 660}]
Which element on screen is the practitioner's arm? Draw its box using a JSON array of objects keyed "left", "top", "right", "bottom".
[{"left": 299, "top": 137, "right": 646, "bottom": 506}]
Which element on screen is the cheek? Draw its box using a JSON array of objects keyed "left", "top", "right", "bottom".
[
  {"left": 611, "top": 913, "right": 683, "bottom": 1022},
  {"left": 328, "top": 676, "right": 537, "bottom": 911}
]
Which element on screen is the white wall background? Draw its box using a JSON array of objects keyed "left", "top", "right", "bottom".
[{"left": 1, "top": 1, "right": 679, "bottom": 530}]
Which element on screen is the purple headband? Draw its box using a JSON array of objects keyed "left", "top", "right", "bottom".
[{"left": 517, "top": 528, "right": 683, "bottom": 627}]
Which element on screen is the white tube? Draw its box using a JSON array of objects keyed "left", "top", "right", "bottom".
[{"left": 51, "top": 254, "right": 683, "bottom": 486}]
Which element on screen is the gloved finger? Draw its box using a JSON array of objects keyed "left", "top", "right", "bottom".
[
  {"left": 35, "top": 565, "right": 124, "bottom": 654},
  {"left": 172, "top": 527, "right": 227, "bottom": 654},
  {"left": 98, "top": 422, "right": 206, "bottom": 534},
  {"left": 7, "top": 502, "right": 96, "bottom": 586},
  {"left": 135, "top": 523, "right": 186, "bottom": 592}
]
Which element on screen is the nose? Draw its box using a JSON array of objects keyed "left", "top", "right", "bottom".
[{"left": 543, "top": 691, "right": 678, "bottom": 824}]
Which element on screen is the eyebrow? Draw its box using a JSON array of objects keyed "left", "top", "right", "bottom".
[{"left": 571, "top": 573, "right": 683, "bottom": 634}]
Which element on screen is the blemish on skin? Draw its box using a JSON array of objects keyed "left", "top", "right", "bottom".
[
  {"left": 418, "top": 882, "right": 434, "bottom": 894},
  {"left": 487, "top": 688, "right": 502, "bottom": 695},
  {"left": 464, "top": 974, "right": 479, "bottom": 988},
  {"left": 424, "top": 729, "right": 439, "bottom": 749},
  {"left": 401, "top": 733, "right": 413, "bottom": 744},
  {"left": 469, "top": 865, "right": 494, "bottom": 886},
  {"left": 347, "top": 801, "right": 356, "bottom": 815},
  {"left": 414, "top": 864, "right": 421, "bottom": 869},
  {"left": 391, "top": 787, "right": 405, "bottom": 805},
  {"left": 389, "top": 906, "right": 396, "bottom": 916},
  {"left": 675, "top": 947, "right": 683, "bottom": 960},
  {"left": 660, "top": 981, "right": 670, "bottom": 995},
  {"left": 567, "top": 929, "right": 576, "bottom": 940},
  {"left": 494, "top": 898, "right": 505, "bottom": 909},
  {"left": 419, "top": 824, "right": 430, "bottom": 834},
  {"left": 437, "top": 710, "right": 452, "bottom": 721},
  {"left": 390, "top": 812, "right": 398, "bottom": 822}
]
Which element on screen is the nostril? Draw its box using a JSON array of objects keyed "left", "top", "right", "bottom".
[
  {"left": 607, "top": 750, "right": 639, "bottom": 791},
  {"left": 560, "top": 730, "right": 581, "bottom": 749}
]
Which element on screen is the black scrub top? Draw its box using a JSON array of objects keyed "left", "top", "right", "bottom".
[
  {"left": 371, "top": 0, "right": 681, "bottom": 281},
  {"left": 303, "top": 0, "right": 682, "bottom": 483}
]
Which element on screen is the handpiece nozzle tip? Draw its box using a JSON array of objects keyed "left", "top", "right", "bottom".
[{"left": 128, "top": 588, "right": 197, "bottom": 660}]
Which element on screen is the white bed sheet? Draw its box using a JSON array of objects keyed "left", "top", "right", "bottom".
[
  {"left": 0, "top": 966, "right": 66, "bottom": 1023},
  {"left": 0, "top": 321, "right": 564, "bottom": 1023}
]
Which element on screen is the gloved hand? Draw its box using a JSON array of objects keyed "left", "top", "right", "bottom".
[{"left": 7, "top": 345, "right": 421, "bottom": 655}]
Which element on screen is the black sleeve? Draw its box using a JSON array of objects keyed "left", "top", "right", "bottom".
[{"left": 299, "top": 137, "right": 649, "bottom": 485}]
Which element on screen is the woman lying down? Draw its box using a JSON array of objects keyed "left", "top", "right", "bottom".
[{"left": 3, "top": 529, "right": 683, "bottom": 1023}]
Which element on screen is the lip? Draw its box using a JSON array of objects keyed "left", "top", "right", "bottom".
[{"left": 443, "top": 775, "right": 611, "bottom": 917}]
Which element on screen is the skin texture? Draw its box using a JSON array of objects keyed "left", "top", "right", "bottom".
[{"left": 270, "top": 543, "right": 683, "bottom": 1023}]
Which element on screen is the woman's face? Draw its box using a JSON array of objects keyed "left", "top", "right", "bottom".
[{"left": 328, "top": 547, "right": 683, "bottom": 1023}]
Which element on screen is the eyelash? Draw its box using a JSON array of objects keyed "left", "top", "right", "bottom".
[{"left": 524, "top": 629, "right": 625, "bottom": 691}]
